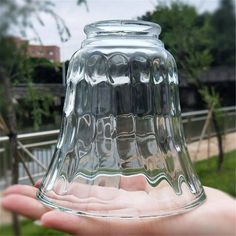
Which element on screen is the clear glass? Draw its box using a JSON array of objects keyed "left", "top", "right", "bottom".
[{"left": 37, "top": 20, "right": 206, "bottom": 218}]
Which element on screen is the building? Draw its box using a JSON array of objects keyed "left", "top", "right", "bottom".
[
  {"left": 27, "top": 44, "right": 60, "bottom": 63},
  {"left": 11, "top": 37, "right": 60, "bottom": 63},
  {"left": 179, "top": 66, "right": 235, "bottom": 111}
]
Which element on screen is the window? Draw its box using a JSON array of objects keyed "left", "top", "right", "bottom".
[{"left": 38, "top": 50, "right": 44, "bottom": 55}]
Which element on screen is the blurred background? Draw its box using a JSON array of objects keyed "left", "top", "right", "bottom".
[{"left": 0, "top": 0, "right": 235, "bottom": 235}]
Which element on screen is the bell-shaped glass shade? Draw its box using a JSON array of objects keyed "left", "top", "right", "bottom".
[{"left": 37, "top": 20, "right": 206, "bottom": 218}]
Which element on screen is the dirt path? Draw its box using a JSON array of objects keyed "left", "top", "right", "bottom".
[
  {"left": 0, "top": 132, "right": 235, "bottom": 226},
  {"left": 188, "top": 132, "right": 236, "bottom": 161}
]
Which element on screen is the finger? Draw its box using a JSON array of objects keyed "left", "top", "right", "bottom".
[
  {"left": 41, "top": 211, "right": 84, "bottom": 235},
  {"left": 1, "top": 194, "right": 49, "bottom": 220},
  {"left": 3, "top": 184, "right": 38, "bottom": 198},
  {"left": 41, "top": 211, "right": 156, "bottom": 236},
  {"left": 35, "top": 178, "right": 42, "bottom": 188}
]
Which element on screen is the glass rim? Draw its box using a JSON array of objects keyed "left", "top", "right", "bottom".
[{"left": 84, "top": 20, "right": 161, "bottom": 38}]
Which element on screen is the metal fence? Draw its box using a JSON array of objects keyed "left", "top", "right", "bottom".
[
  {"left": 0, "top": 106, "right": 235, "bottom": 189},
  {"left": 0, "top": 130, "right": 59, "bottom": 189},
  {"left": 182, "top": 106, "right": 236, "bottom": 142}
]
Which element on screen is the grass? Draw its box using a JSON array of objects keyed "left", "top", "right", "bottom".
[
  {"left": 0, "top": 220, "right": 68, "bottom": 236},
  {"left": 0, "top": 150, "right": 235, "bottom": 235},
  {"left": 194, "top": 149, "right": 236, "bottom": 197}
]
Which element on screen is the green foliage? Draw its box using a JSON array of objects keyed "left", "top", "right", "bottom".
[
  {"left": 0, "top": 220, "right": 68, "bottom": 236},
  {"left": 29, "top": 58, "right": 62, "bottom": 84},
  {"left": 141, "top": 0, "right": 235, "bottom": 68},
  {"left": 195, "top": 150, "right": 236, "bottom": 196},
  {"left": 0, "top": 38, "right": 32, "bottom": 129},
  {"left": 0, "top": 0, "right": 70, "bottom": 42},
  {"left": 199, "top": 87, "right": 221, "bottom": 109},
  {"left": 140, "top": 2, "right": 213, "bottom": 82},
  {"left": 210, "top": 0, "right": 235, "bottom": 66},
  {"left": 0, "top": 38, "right": 55, "bottom": 131},
  {"left": 0, "top": 38, "right": 31, "bottom": 84},
  {"left": 0, "top": 0, "right": 87, "bottom": 130},
  {"left": 0, "top": 0, "right": 88, "bottom": 40},
  {"left": 199, "top": 86, "right": 224, "bottom": 131},
  {"left": 140, "top": 1, "right": 229, "bottom": 170},
  {"left": 19, "top": 82, "right": 54, "bottom": 130}
]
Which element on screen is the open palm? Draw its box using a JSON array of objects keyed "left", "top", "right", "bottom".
[{"left": 2, "top": 183, "right": 236, "bottom": 235}]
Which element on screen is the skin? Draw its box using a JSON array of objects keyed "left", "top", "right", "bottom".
[{"left": 1, "top": 183, "right": 236, "bottom": 236}]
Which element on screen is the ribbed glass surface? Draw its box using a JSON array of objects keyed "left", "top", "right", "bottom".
[{"left": 37, "top": 20, "right": 206, "bottom": 218}]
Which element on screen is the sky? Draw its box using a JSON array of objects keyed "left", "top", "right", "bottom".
[{"left": 23, "top": 0, "right": 220, "bottom": 61}]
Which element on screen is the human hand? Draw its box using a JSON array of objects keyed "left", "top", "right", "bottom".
[{"left": 1, "top": 184, "right": 236, "bottom": 235}]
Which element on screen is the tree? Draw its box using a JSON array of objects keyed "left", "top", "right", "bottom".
[
  {"left": 0, "top": 1, "right": 86, "bottom": 235},
  {"left": 199, "top": 87, "right": 224, "bottom": 170},
  {"left": 140, "top": 1, "right": 225, "bottom": 170},
  {"left": 29, "top": 58, "right": 63, "bottom": 84},
  {"left": 0, "top": 36, "right": 30, "bottom": 236},
  {"left": 140, "top": 2, "right": 212, "bottom": 82},
  {"left": 210, "top": 0, "right": 235, "bottom": 66}
]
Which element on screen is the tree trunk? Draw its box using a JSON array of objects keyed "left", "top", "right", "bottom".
[
  {"left": 212, "top": 111, "right": 224, "bottom": 171},
  {"left": 193, "top": 85, "right": 224, "bottom": 171},
  {"left": 0, "top": 67, "right": 21, "bottom": 236}
]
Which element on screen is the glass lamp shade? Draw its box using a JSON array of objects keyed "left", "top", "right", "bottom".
[{"left": 37, "top": 20, "right": 206, "bottom": 218}]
